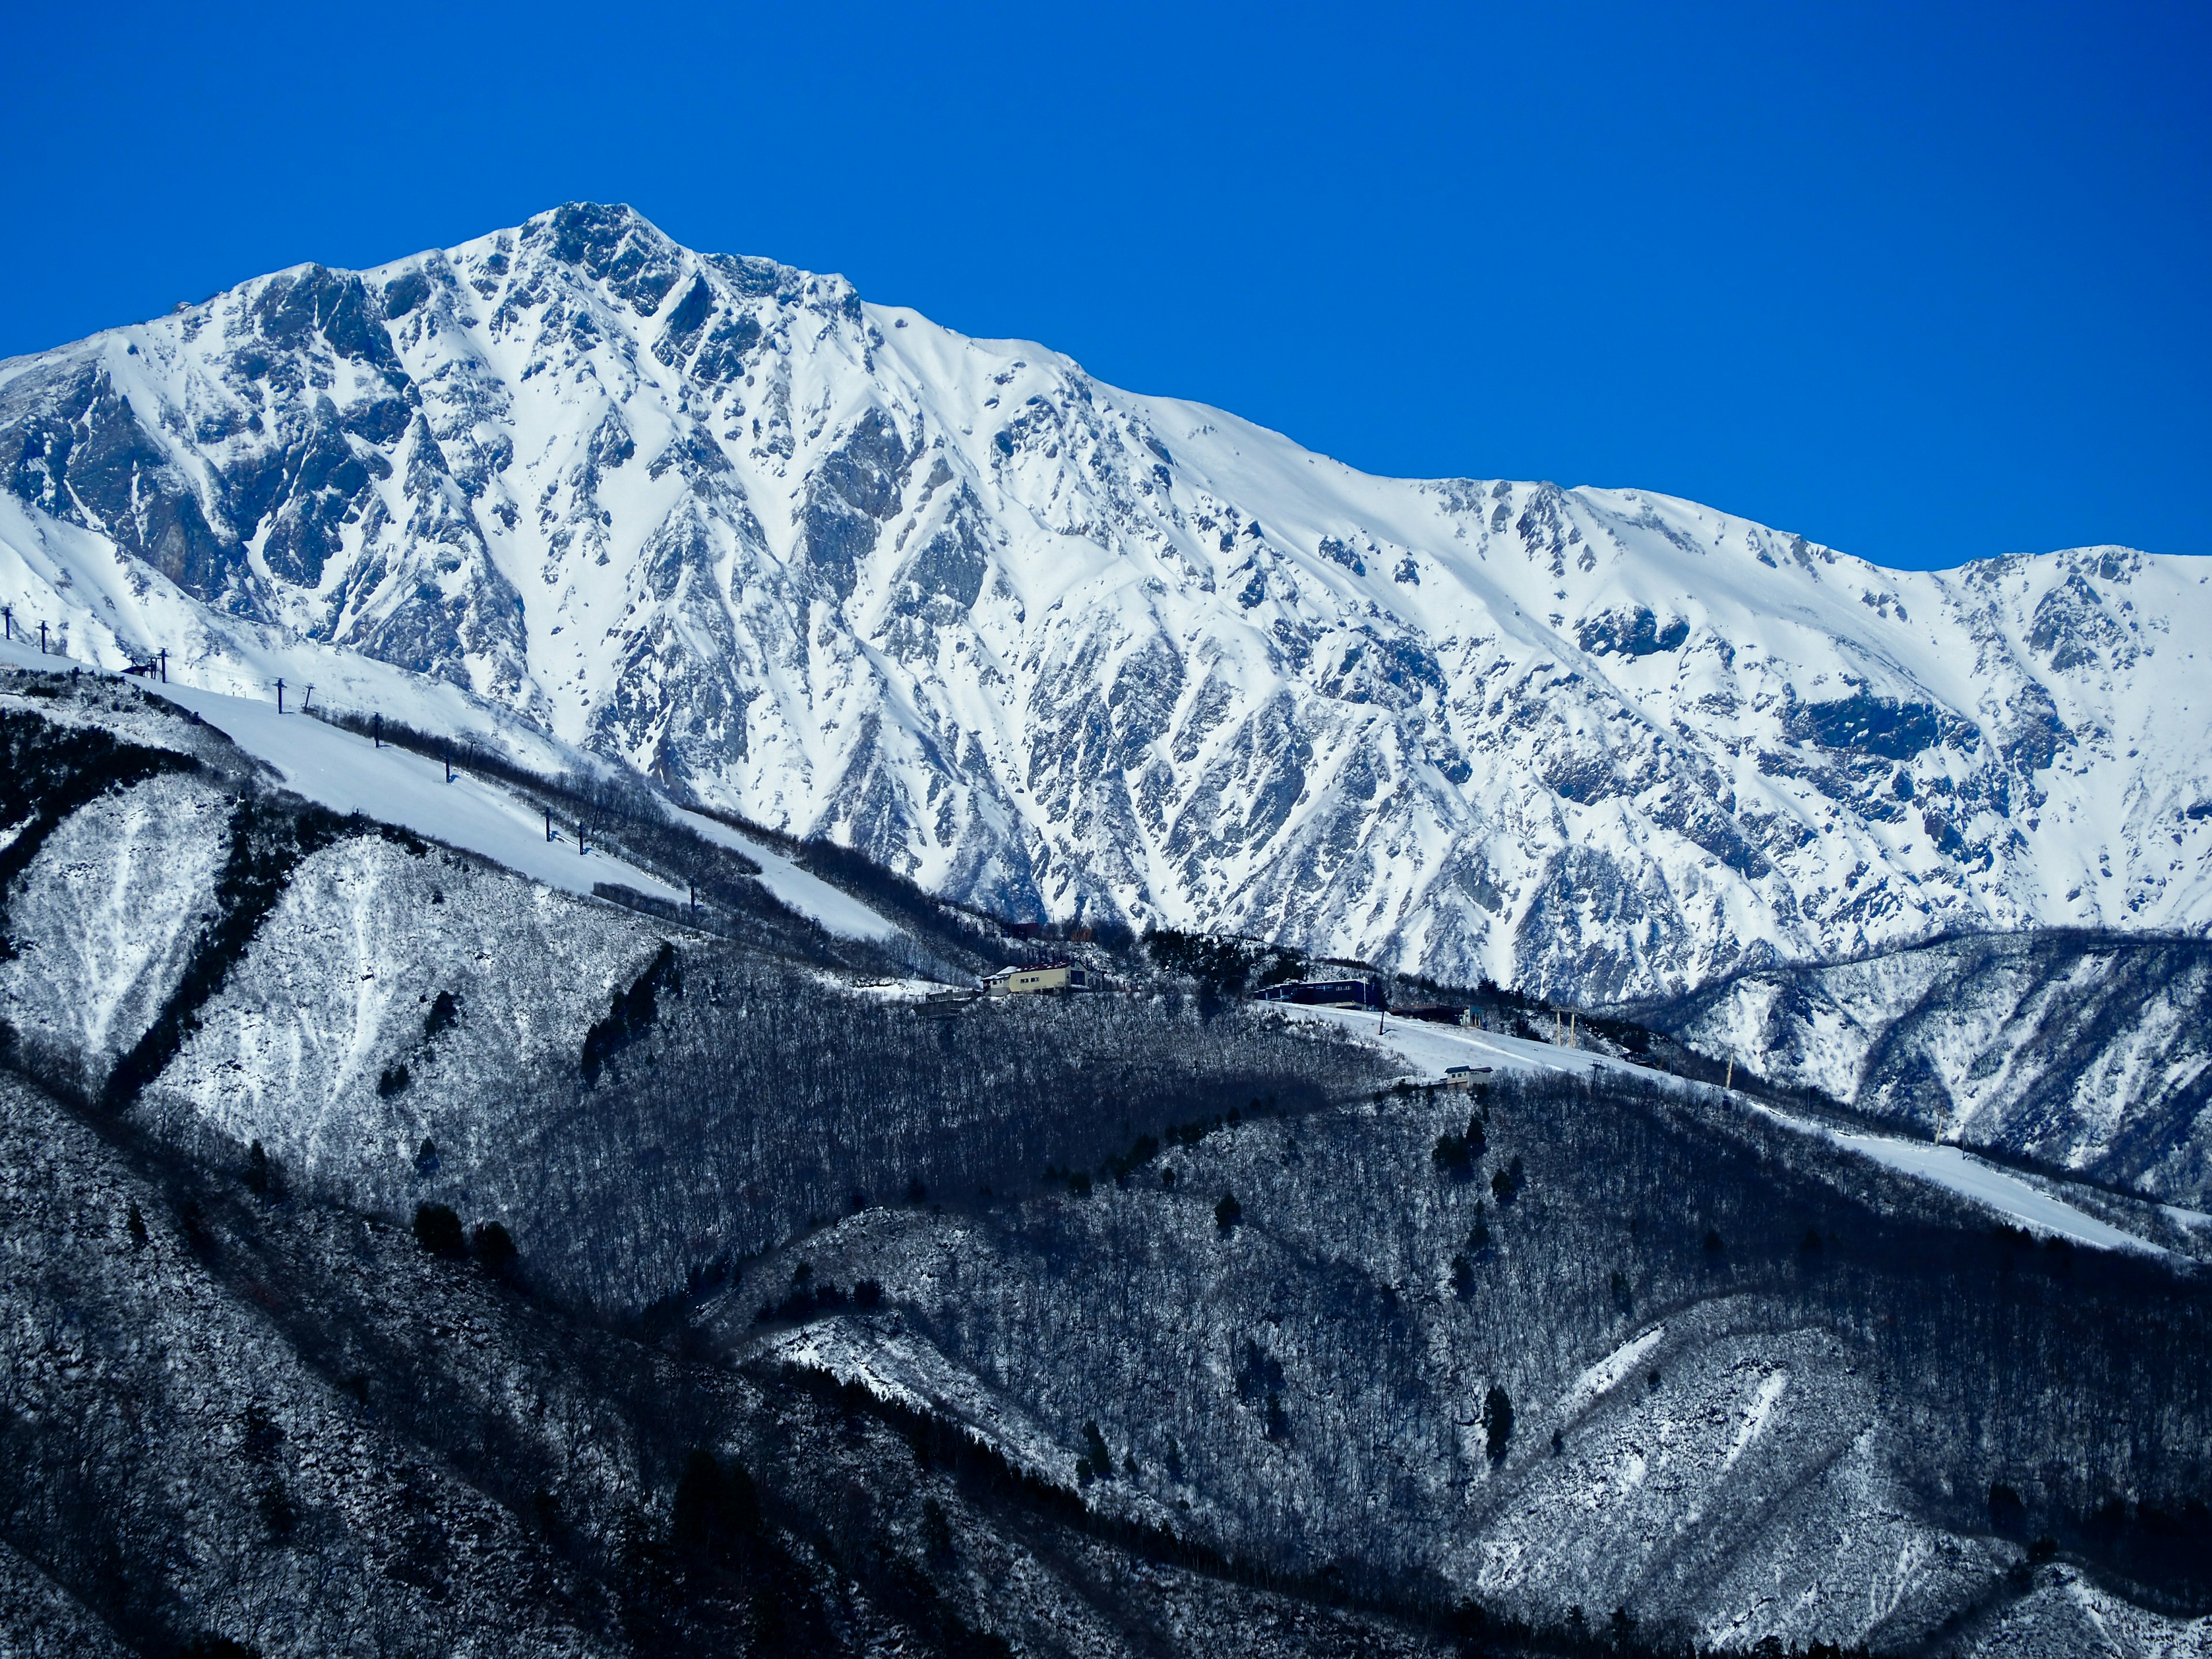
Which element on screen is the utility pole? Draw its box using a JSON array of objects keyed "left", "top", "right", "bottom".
[{"left": 274, "top": 677, "right": 286, "bottom": 713}]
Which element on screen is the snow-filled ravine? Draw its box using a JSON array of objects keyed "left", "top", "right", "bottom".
[{"left": 1287, "top": 1004, "right": 2172, "bottom": 1256}]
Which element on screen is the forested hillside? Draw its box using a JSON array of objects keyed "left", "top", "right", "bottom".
[
  {"left": 1633, "top": 931, "right": 2212, "bottom": 1203},
  {"left": 0, "top": 664, "right": 2206, "bottom": 1656}
]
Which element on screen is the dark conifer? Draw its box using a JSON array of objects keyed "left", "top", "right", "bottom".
[
  {"left": 471, "top": 1221, "right": 518, "bottom": 1279},
  {"left": 413, "top": 1202, "right": 465, "bottom": 1259},
  {"left": 1483, "top": 1386, "right": 1513, "bottom": 1461},
  {"left": 1082, "top": 1421, "right": 1114, "bottom": 1480}
]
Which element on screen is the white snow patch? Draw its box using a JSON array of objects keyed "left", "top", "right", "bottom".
[
  {"left": 1822, "top": 1129, "right": 2169, "bottom": 1256},
  {"left": 1283, "top": 1004, "right": 1605, "bottom": 1079},
  {"left": 1722, "top": 1372, "right": 1789, "bottom": 1472},
  {"left": 1562, "top": 1326, "right": 1666, "bottom": 1416}
]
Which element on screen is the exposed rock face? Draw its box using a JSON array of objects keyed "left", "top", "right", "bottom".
[{"left": 5, "top": 203, "right": 2210, "bottom": 1002}]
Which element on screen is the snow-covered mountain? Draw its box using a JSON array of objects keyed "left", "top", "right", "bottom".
[{"left": 6, "top": 200, "right": 2210, "bottom": 1001}]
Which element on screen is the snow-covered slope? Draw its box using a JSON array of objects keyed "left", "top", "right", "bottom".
[
  {"left": 6, "top": 676, "right": 2210, "bottom": 1656},
  {"left": 1639, "top": 930, "right": 2212, "bottom": 1201},
  {"left": 145, "top": 673, "right": 685, "bottom": 903},
  {"left": 6, "top": 201, "right": 2210, "bottom": 1002},
  {"left": 0, "top": 770, "right": 232, "bottom": 1097}
]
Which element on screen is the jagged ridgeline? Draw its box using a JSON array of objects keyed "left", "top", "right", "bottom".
[{"left": 6, "top": 202, "right": 2211, "bottom": 1009}]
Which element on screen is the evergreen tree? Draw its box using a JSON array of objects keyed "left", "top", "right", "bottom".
[
  {"left": 413, "top": 1202, "right": 465, "bottom": 1259},
  {"left": 471, "top": 1221, "right": 518, "bottom": 1279},
  {"left": 1082, "top": 1421, "right": 1114, "bottom": 1481},
  {"left": 1483, "top": 1386, "right": 1513, "bottom": 1461}
]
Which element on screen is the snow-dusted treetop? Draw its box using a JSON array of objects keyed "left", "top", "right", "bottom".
[{"left": 3, "top": 201, "right": 2208, "bottom": 1001}]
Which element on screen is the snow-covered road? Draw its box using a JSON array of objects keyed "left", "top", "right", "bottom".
[
  {"left": 675, "top": 809, "right": 901, "bottom": 941},
  {"left": 1287, "top": 1004, "right": 2170, "bottom": 1256}
]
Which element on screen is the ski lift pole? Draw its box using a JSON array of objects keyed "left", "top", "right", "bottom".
[
  {"left": 1, "top": 604, "right": 12, "bottom": 641},
  {"left": 274, "top": 677, "right": 286, "bottom": 713},
  {"left": 372, "top": 713, "right": 382, "bottom": 749},
  {"left": 157, "top": 647, "right": 167, "bottom": 683}
]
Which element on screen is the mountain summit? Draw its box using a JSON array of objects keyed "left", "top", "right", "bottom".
[{"left": 4, "top": 202, "right": 2207, "bottom": 1000}]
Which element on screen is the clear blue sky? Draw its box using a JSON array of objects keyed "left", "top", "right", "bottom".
[{"left": 6, "top": 1, "right": 2204, "bottom": 570}]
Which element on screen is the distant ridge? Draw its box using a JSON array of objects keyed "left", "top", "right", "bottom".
[{"left": 3, "top": 200, "right": 2209, "bottom": 1002}]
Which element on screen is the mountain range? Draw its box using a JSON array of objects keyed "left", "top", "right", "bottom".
[{"left": 6, "top": 201, "right": 2210, "bottom": 1005}]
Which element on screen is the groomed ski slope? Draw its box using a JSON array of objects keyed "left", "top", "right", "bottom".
[
  {"left": 1287, "top": 1004, "right": 2170, "bottom": 1256},
  {"left": 2, "top": 638, "right": 679, "bottom": 903},
  {"left": 675, "top": 808, "right": 902, "bottom": 941},
  {"left": 149, "top": 677, "right": 690, "bottom": 903},
  {"left": 6, "top": 641, "right": 906, "bottom": 940}
]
